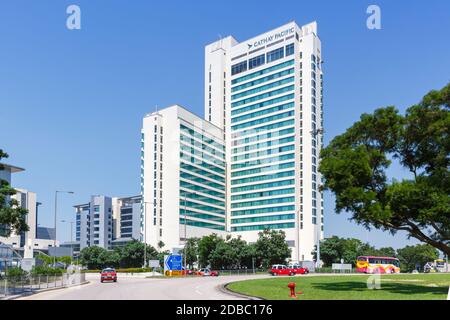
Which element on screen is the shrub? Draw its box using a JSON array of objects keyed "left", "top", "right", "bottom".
[
  {"left": 31, "top": 265, "right": 64, "bottom": 276},
  {"left": 6, "top": 267, "right": 27, "bottom": 278}
]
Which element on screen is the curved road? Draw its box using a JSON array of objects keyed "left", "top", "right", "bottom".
[{"left": 18, "top": 273, "right": 270, "bottom": 300}]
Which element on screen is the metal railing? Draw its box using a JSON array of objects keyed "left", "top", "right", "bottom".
[
  {"left": 0, "top": 273, "right": 86, "bottom": 299},
  {"left": 216, "top": 269, "right": 267, "bottom": 276}
]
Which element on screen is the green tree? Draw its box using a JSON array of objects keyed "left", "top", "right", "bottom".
[
  {"left": 197, "top": 233, "right": 222, "bottom": 268},
  {"left": 228, "top": 236, "right": 250, "bottom": 268},
  {"left": 57, "top": 256, "right": 72, "bottom": 266},
  {"left": 184, "top": 237, "right": 199, "bottom": 268},
  {"left": 396, "top": 244, "right": 439, "bottom": 272},
  {"left": 312, "top": 236, "right": 396, "bottom": 267},
  {"left": 0, "top": 149, "right": 29, "bottom": 237},
  {"left": 255, "top": 229, "right": 291, "bottom": 268},
  {"left": 372, "top": 247, "right": 397, "bottom": 257},
  {"left": 209, "top": 238, "right": 232, "bottom": 269},
  {"left": 118, "top": 240, "right": 157, "bottom": 268},
  {"left": 320, "top": 84, "right": 450, "bottom": 256},
  {"left": 313, "top": 236, "right": 373, "bottom": 267},
  {"left": 36, "top": 253, "right": 54, "bottom": 266},
  {"left": 79, "top": 246, "right": 108, "bottom": 269},
  {"left": 241, "top": 243, "right": 257, "bottom": 269}
]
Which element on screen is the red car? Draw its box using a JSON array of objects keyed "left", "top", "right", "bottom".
[
  {"left": 196, "top": 268, "right": 219, "bottom": 276},
  {"left": 181, "top": 267, "right": 195, "bottom": 276},
  {"left": 288, "top": 264, "right": 309, "bottom": 275},
  {"left": 269, "top": 264, "right": 296, "bottom": 276},
  {"left": 100, "top": 268, "right": 117, "bottom": 283}
]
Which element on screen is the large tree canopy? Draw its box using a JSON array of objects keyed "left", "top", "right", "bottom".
[
  {"left": 0, "top": 149, "right": 29, "bottom": 237},
  {"left": 320, "top": 84, "right": 450, "bottom": 255}
]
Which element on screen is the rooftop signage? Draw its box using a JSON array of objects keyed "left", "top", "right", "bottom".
[{"left": 248, "top": 26, "right": 295, "bottom": 50}]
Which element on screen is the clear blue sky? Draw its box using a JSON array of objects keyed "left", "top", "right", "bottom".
[{"left": 1, "top": 1, "right": 449, "bottom": 247}]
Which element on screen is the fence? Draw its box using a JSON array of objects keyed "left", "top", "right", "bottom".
[
  {"left": 0, "top": 272, "right": 86, "bottom": 299},
  {"left": 217, "top": 269, "right": 267, "bottom": 276}
]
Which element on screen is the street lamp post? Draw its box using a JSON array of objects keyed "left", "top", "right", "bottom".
[
  {"left": 61, "top": 220, "right": 74, "bottom": 264},
  {"left": 182, "top": 191, "right": 196, "bottom": 276},
  {"left": 54, "top": 191, "right": 74, "bottom": 266}
]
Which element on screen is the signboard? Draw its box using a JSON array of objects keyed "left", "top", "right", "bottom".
[
  {"left": 164, "top": 254, "right": 183, "bottom": 276},
  {"left": 332, "top": 263, "right": 353, "bottom": 273},
  {"left": 48, "top": 247, "right": 73, "bottom": 258},
  {"left": 149, "top": 260, "right": 160, "bottom": 268}
]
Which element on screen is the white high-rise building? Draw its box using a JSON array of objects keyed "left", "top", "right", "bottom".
[
  {"left": 142, "top": 21, "right": 324, "bottom": 261},
  {"left": 141, "top": 105, "right": 227, "bottom": 252}
]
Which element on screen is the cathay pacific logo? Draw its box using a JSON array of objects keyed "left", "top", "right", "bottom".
[{"left": 248, "top": 27, "right": 295, "bottom": 50}]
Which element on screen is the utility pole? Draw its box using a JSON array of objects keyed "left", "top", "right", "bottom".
[
  {"left": 61, "top": 220, "right": 74, "bottom": 264},
  {"left": 252, "top": 257, "right": 255, "bottom": 275},
  {"left": 54, "top": 191, "right": 74, "bottom": 266},
  {"left": 182, "top": 191, "right": 196, "bottom": 276},
  {"left": 184, "top": 194, "right": 187, "bottom": 276}
]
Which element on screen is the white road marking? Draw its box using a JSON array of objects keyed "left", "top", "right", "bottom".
[{"left": 195, "top": 285, "right": 203, "bottom": 295}]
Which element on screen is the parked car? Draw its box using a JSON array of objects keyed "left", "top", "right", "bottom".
[
  {"left": 100, "top": 268, "right": 117, "bottom": 283},
  {"left": 287, "top": 264, "right": 309, "bottom": 275},
  {"left": 269, "top": 264, "right": 295, "bottom": 276},
  {"left": 196, "top": 268, "right": 219, "bottom": 276},
  {"left": 181, "top": 267, "right": 195, "bottom": 275}
]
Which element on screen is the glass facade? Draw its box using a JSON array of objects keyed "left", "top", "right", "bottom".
[
  {"left": 230, "top": 46, "right": 297, "bottom": 232},
  {"left": 179, "top": 122, "right": 226, "bottom": 231}
]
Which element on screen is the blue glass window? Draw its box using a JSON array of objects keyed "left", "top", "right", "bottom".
[
  {"left": 267, "top": 47, "right": 284, "bottom": 63},
  {"left": 286, "top": 43, "right": 294, "bottom": 56},
  {"left": 231, "top": 222, "right": 295, "bottom": 232},
  {"left": 232, "top": 60, "right": 294, "bottom": 85},
  {"left": 231, "top": 61, "right": 248, "bottom": 76},
  {"left": 248, "top": 54, "right": 265, "bottom": 70},
  {"left": 231, "top": 179, "right": 294, "bottom": 193}
]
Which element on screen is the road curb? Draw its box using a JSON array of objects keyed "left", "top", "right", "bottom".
[
  {"left": 4, "top": 281, "right": 91, "bottom": 300},
  {"left": 218, "top": 282, "right": 265, "bottom": 300}
]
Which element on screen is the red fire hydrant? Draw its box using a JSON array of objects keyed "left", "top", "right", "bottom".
[{"left": 288, "top": 282, "right": 303, "bottom": 298}]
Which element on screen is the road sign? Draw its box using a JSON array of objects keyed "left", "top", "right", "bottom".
[
  {"left": 164, "top": 254, "right": 183, "bottom": 276},
  {"left": 149, "top": 260, "right": 160, "bottom": 268}
]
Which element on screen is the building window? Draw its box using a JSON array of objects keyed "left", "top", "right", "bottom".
[
  {"left": 267, "top": 47, "right": 284, "bottom": 63},
  {"left": 285, "top": 43, "right": 294, "bottom": 56},
  {"left": 231, "top": 61, "right": 247, "bottom": 76},
  {"left": 248, "top": 54, "right": 265, "bottom": 70}
]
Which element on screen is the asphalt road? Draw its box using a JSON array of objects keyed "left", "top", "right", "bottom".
[{"left": 18, "top": 273, "right": 270, "bottom": 300}]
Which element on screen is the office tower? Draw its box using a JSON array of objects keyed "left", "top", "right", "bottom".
[
  {"left": 75, "top": 195, "right": 113, "bottom": 250},
  {"left": 142, "top": 21, "right": 324, "bottom": 261},
  {"left": 205, "top": 21, "right": 324, "bottom": 261},
  {"left": 141, "top": 105, "right": 227, "bottom": 251},
  {"left": 111, "top": 195, "right": 142, "bottom": 247}
]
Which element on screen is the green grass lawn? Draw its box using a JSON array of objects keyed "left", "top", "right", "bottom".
[{"left": 227, "top": 273, "right": 450, "bottom": 300}]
